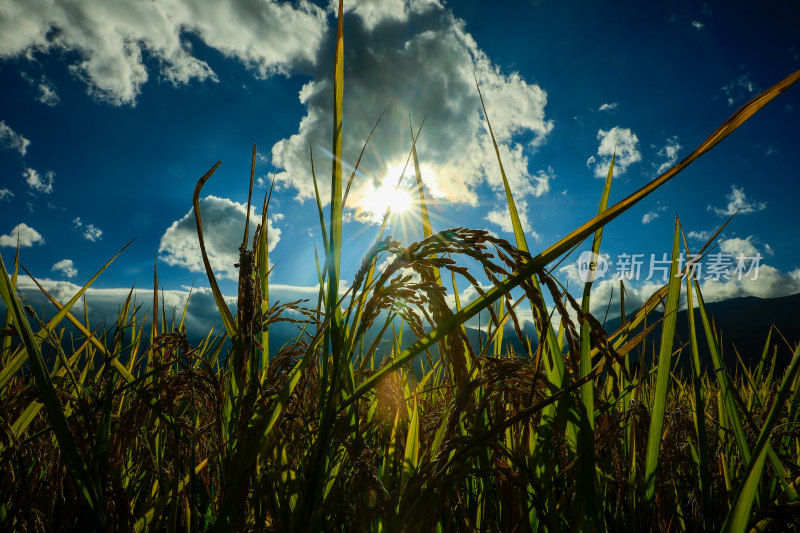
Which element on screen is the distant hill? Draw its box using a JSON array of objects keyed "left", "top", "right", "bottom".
[
  {"left": 255, "top": 292, "right": 799, "bottom": 374},
  {"left": 600, "top": 292, "right": 800, "bottom": 373},
  {"left": 10, "top": 292, "right": 800, "bottom": 375}
]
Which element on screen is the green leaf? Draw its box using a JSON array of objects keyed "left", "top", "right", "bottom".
[
  {"left": 0, "top": 252, "right": 107, "bottom": 525},
  {"left": 723, "top": 343, "right": 800, "bottom": 532},
  {"left": 644, "top": 217, "right": 682, "bottom": 508}
]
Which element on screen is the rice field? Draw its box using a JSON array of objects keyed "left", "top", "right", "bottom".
[{"left": 2, "top": 2, "right": 800, "bottom": 531}]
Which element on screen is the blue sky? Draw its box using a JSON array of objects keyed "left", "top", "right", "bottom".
[{"left": 1, "top": 0, "right": 799, "bottom": 334}]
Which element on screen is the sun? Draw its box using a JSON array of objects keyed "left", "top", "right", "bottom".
[{"left": 362, "top": 164, "right": 414, "bottom": 220}]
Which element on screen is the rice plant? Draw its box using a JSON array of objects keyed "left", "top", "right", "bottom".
[{"left": 2, "top": 2, "right": 800, "bottom": 531}]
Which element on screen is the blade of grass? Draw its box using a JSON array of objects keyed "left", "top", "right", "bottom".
[
  {"left": 643, "top": 218, "right": 683, "bottom": 511},
  {"left": 682, "top": 230, "right": 714, "bottom": 529},
  {"left": 722, "top": 343, "right": 800, "bottom": 533},
  {"left": 192, "top": 161, "right": 237, "bottom": 342},
  {"left": 577, "top": 153, "right": 615, "bottom": 528},
  {"left": 0, "top": 251, "right": 107, "bottom": 525}
]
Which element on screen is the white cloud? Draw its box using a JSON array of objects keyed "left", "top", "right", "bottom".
[
  {"left": 51, "top": 259, "right": 77, "bottom": 278},
  {"left": 73, "top": 217, "right": 103, "bottom": 241},
  {"left": 23, "top": 167, "right": 54, "bottom": 194},
  {"left": 719, "top": 236, "right": 759, "bottom": 257},
  {"left": 0, "top": 0, "right": 326, "bottom": 106},
  {"left": 641, "top": 211, "right": 658, "bottom": 224},
  {"left": 707, "top": 185, "right": 766, "bottom": 216},
  {"left": 586, "top": 126, "right": 641, "bottom": 178},
  {"left": 0, "top": 188, "right": 13, "bottom": 201},
  {"left": 691, "top": 20, "right": 704, "bottom": 30},
  {"left": 21, "top": 72, "right": 60, "bottom": 105},
  {"left": 688, "top": 230, "right": 712, "bottom": 241},
  {"left": 697, "top": 238, "right": 800, "bottom": 301},
  {"left": 598, "top": 102, "right": 618, "bottom": 112},
  {"left": 158, "top": 195, "right": 281, "bottom": 280},
  {"left": 0, "top": 121, "right": 30, "bottom": 156},
  {"left": 36, "top": 78, "right": 60, "bottom": 106},
  {"left": 335, "top": 0, "right": 443, "bottom": 31},
  {"left": 722, "top": 74, "right": 758, "bottom": 106},
  {"left": 0, "top": 222, "right": 45, "bottom": 247},
  {"left": 269, "top": 3, "right": 554, "bottom": 215},
  {"left": 83, "top": 224, "right": 103, "bottom": 242},
  {"left": 641, "top": 202, "right": 668, "bottom": 224},
  {"left": 654, "top": 135, "right": 681, "bottom": 176}
]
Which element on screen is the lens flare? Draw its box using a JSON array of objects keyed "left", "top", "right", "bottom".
[{"left": 361, "top": 163, "right": 413, "bottom": 220}]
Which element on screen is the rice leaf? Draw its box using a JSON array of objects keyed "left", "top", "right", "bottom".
[
  {"left": 643, "top": 218, "right": 682, "bottom": 510},
  {"left": 722, "top": 344, "right": 800, "bottom": 532},
  {"left": 0, "top": 251, "right": 107, "bottom": 525}
]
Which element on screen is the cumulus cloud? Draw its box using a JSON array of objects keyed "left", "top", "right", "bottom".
[
  {"left": 722, "top": 73, "right": 758, "bottom": 106},
  {"left": 335, "top": 0, "right": 444, "bottom": 31},
  {"left": 158, "top": 195, "right": 281, "bottom": 280},
  {"left": 73, "top": 217, "right": 103, "bottom": 242},
  {"left": 586, "top": 126, "right": 641, "bottom": 178},
  {"left": 0, "top": 0, "right": 327, "bottom": 106},
  {"left": 719, "top": 236, "right": 759, "bottom": 257},
  {"left": 269, "top": 2, "right": 554, "bottom": 216},
  {"left": 0, "top": 222, "right": 45, "bottom": 247},
  {"left": 697, "top": 238, "right": 800, "bottom": 302},
  {"left": 654, "top": 135, "right": 681, "bottom": 176},
  {"left": 51, "top": 258, "right": 77, "bottom": 278},
  {"left": 0, "top": 188, "right": 13, "bottom": 201},
  {"left": 707, "top": 185, "right": 766, "bottom": 216},
  {"left": 23, "top": 167, "right": 54, "bottom": 194},
  {"left": 598, "top": 102, "right": 618, "bottom": 112},
  {"left": 0, "top": 121, "right": 30, "bottom": 156}
]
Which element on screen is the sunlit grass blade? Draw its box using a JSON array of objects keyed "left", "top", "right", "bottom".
[
  {"left": 576, "top": 152, "right": 614, "bottom": 528},
  {"left": 475, "top": 71, "right": 579, "bottom": 473},
  {"left": 643, "top": 217, "right": 682, "bottom": 512},
  {"left": 211, "top": 314, "right": 333, "bottom": 531},
  {"left": 1, "top": 241, "right": 19, "bottom": 364},
  {"left": 401, "top": 392, "right": 420, "bottom": 490},
  {"left": 258, "top": 177, "right": 275, "bottom": 375},
  {"left": 682, "top": 231, "right": 713, "bottom": 529},
  {"left": 722, "top": 344, "right": 800, "bottom": 533},
  {"left": 692, "top": 277, "right": 751, "bottom": 464},
  {"left": 0, "top": 250, "right": 107, "bottom": 525},
  {"left": 192, "top": 161, "right": 237, "bottom": 342},
  {"left": 343, "top": 109, "right": 385, "bottom": 208}
]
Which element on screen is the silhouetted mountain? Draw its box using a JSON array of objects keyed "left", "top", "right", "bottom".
[{"left": 600, "top": 292, "right": 800, "bottom": 373}]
